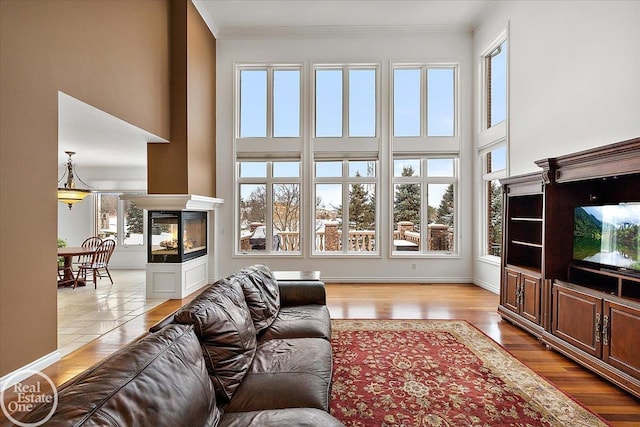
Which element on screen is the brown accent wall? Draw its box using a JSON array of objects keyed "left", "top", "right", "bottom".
[
  {"left": 186, "top": 0, "right": 217, "bottom": 196},
  {"left": 0, "top": 0, "right": 171, "bottom": 376},
  {"left": 147, "top": 0, "right": 216, "bottom": 196}
]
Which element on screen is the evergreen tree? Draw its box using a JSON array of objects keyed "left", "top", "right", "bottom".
[
  {"left": 393, "top": 165, "right": 421, "bottom": 227},
  {"left": 435, "top": 184, "right": 455, "bottom": 226},
  {"left": 349, "top": 182, "right": 375, "bottom": 230},
  {"left": 126, "top": 201, "right": 144, "bottom": 236},
  {"left": 489, "top": 180, "right": 503, "bottom": 255}
]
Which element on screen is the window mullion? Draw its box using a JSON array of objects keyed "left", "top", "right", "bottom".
[
  {"left": 267, "top": 68, "right": 274, "bottom": 138},
  {"left": 421, "top": 66, "right": 427, "bottom": 138},
  {"left": 342, "top": 67, "right": 348, "bottom": 138}
]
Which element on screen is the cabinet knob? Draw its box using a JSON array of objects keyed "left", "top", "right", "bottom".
[{"left": 595, "top": 312, "right": 601, "bottom": 343}]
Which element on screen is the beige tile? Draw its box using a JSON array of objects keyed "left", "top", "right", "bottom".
[{"left": 57, "top": 270, "right": 167, "bottom": 354}]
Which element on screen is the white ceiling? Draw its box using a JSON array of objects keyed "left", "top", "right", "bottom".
[
  {"left": 59, "top": 0, "right": 491, "bottom": 170},
  {"left": 195, "top": 0, "right": 493, "bottom": 37}
]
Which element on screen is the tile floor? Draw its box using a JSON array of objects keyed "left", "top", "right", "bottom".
[{"left": 57, "top": 270, "right": 166, "bottom": 356}]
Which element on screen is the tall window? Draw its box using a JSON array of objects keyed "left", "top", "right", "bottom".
[
  {"left": 239, "top": 67, "right": 301, "bottom": 138},
  {"left": 392, "top": 158, "right": 457, "bottom": 254},
  {"left": 95, "top": 193, "right": 144, "bottom": 246},
  {"left": 480, "top": 32, "right": 508, "bottom": 258},
  {"left": 314, "top": 160, "right": 377, "bottom": 253},
  {"left": 238, "top": 161, "right": 301, "bottom": 254},
  {"left": 486, "top": 40, "right": 507, "bottom": 129},
  {"left": 393, "top": 66, "right": 456, "bottom": 138},
  {"left": 315, "top": 66, "right": 377, "bottom": 138}
]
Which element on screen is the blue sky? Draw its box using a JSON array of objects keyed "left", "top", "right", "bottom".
[{"left": 239, "top": 67, "right": 456, "bottom": 138}]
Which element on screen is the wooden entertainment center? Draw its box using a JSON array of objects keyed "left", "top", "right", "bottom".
[{"left": 499, "top": 137, "right": 640, "bottom": 398}]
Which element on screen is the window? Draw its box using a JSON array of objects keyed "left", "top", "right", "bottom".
[
  {"left": 483, "top": 145, "right": 506, "bottom": 257},
  {"left": 480, "top": 31, "right": 508, "bottom": 258},
  {"left": 238, "top": 161, "right": 301, "bottom": 254},
  {"left": 486, "top": 40, "right": 507, "bottom": 128},
  {"left": 315, "top": 66, "right": 377, "bottom": 138},
  {"left": 95, "top": 193, "right": 144, "bottom": 246},
  {"left": 393, "top": 66, "right": 456, "bottom": 138},
  {"left": 392, "top": 158, "right": 457, "bottom": 254},
  {"left": 239, "top": 67, "right": 301, "bottom": 138},
  {"left": 314, "top": 160, "right": 377, "bottom": 253}
]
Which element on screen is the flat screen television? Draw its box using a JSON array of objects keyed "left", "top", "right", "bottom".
[{"left": 573, "top": 204, "right": 640, "bottom": 272}]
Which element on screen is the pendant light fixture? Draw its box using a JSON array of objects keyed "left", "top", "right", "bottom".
[{"left": 57, "top": 151, "right": 92, "bottom": 209}]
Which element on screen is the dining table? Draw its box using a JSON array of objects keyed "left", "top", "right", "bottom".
[{"left": 57, "top": 246, "right": 96, "bottom": 287}]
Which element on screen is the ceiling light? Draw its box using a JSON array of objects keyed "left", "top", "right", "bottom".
[{"left": 57, "top": 151, "right": 93, "bottom": 210}]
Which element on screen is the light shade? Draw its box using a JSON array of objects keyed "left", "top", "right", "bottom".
[
  {"left": 57, "top": 188, "right": 91, "bottom": 209},
  {"left": 58, "top": 151, "right": 93, "bottom": 209}
]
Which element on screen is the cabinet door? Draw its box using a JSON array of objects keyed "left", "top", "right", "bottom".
[
  {"left": 503, "top": 269, "right": 520, "bottom": 314},
  {"left": 520, "top": 273, "right": 541, "bottom": 324},
  {"left": 603, "top": 301, "right": 640, "bottom": 378},
  {"left": 552, "top": 285, "right": 602, "bottom": 357}
]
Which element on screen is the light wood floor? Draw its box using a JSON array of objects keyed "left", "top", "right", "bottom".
[{"left": 3, "top": 282, "right": 639, "bottom": 426}]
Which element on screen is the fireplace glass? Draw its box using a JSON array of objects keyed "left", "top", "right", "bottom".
[{"left": 148, "top": 211, "right": 207, "bottom": 263}]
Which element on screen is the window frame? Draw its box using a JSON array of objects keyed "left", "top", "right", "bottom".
[
  {"left": 480, "top": 142, "right": 507, "bottom": 259},
  {"left": 312, "top": 159, "right": 379, "bottom": 256},
  {"left": 94, "top": 192, "right": 146, "bottom": 248},
  {"left": 236, "top": 160, "right": 303, "bottom": 256},
  {"left": 478, "top": 27, "right": 509, "bottom": 262},
  {"left": 312, "top": 63, "right": 381, "bottom": 155},
  {"left": 391, "top": 63, "right": 459, "bottom": 153},
  {"left": 391, "top": 156, "right": 459, "bottom": 257},
  {"left": 235, "top": 63, "right": 304, "bottom": 157}
]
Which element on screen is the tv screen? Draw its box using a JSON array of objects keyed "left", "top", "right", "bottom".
[{"left": 573, "top": 204, "right": 640, "bottom": 272}]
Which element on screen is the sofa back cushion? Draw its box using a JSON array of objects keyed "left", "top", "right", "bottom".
[
  {"left": 175, "top": 279, "right": 257, "bottom": 402},
  {"left": 22, "top": 324, "right": 220, "bottom": 427},
  {"left": 232, "top": 265, "right": 280, "bottom": 333}
]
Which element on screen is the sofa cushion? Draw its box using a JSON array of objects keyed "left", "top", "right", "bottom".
[
  {"left": 22, "top": 324, "right": 220, "bottom": 427},
  {"left": 224, "top": 337, "right": 333, "bottom": 413},
  {"left": 231, "top": 264, "right": 280, "bottom": 333},
  {"left": 219, "top": 408, "right": 344, "bottom": 427},
  {"left": 259, "top": 305, "right": 331, "bottom": 341},
  {"left": 175, "top": 279, "right": 257, "bottom": 402}
]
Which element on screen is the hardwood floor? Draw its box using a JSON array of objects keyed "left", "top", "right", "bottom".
[{"left": 2, "top": 283, "right": 639, "bottom": 425}]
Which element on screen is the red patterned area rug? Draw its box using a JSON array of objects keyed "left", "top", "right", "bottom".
[{"left": 330, "top": 319, "right": 610, "bottom": 427}]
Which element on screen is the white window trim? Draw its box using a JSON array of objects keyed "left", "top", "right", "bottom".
[
  {"left": 479, "top": 140, "right": 507, "bottom": 262},
  {"left": 235, "top": 161, "right": 303, "bottom": 256},
  {"left": 390, "top": 156, "right": 459, "bottom": 257},
  {"left": 312, "top": 159, "right": 380, "bottom": 256}
]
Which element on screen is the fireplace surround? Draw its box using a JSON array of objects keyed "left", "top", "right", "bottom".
[{"left": 120, "top": 194, "right": 223, "bottom": 299}]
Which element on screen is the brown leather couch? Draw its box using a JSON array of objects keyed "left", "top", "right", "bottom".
[{"left": 22, "top": 265, "right": 343, "bottom": 426}]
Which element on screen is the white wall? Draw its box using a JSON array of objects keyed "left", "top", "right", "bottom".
[
  {"left": 216, "top": 31, "right": 474, "bottom": 283},
  {"left": 57, "top": 165, "right": 147, "bottom": 269},
  {"left": 472, "top": 1, "right": 640, "bottom": 292}
]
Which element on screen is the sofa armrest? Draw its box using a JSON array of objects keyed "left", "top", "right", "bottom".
[{"left": 278, "top": 280, "right": 327, "bottom": 306}]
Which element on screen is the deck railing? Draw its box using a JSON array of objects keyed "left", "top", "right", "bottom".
[{"left": 240, "top": 221, "right": 453, "bottom": 252}]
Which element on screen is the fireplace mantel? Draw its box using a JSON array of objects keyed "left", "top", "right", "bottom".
[{"left": 120, "top": 194, "right": 223, "bottom": 211}]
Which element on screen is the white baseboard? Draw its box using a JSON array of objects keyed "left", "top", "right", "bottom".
[
  {"left": 321, "top": 276, "right": 474, "bottom": 284},
  {"left": 0, "top": 350, "right": 61, "bottom": 391},
  {"left": 472, "top": 277, "right": 500, "bottom": 294}
]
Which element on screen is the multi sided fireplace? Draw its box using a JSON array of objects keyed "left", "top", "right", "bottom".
[{"left": 148, "top": 211, "right": 207, "bottom": 263}]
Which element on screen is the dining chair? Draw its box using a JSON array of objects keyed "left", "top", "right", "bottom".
[
  {"left": 75, "top": 239, "right": 116, "bottom": 289},
  {"left": 75, "top": 237, "right": 102, "bottom": 267}
]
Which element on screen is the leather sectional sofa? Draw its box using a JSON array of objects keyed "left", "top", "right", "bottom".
[{"left": 22, "top": 265, "right": 343, "bottom": 426}]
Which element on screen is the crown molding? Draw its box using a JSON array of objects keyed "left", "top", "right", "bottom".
[{"left": 217, "top": 24, "right": 473, "bottom": 40}]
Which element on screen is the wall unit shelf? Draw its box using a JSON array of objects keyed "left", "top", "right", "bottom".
[{"left": 499, "top": 137, "right": 640, "bottom": 398}]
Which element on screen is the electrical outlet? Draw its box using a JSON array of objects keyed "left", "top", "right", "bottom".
[{"left": 411, "top": 263, "right": 417, "bottom": 270}]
